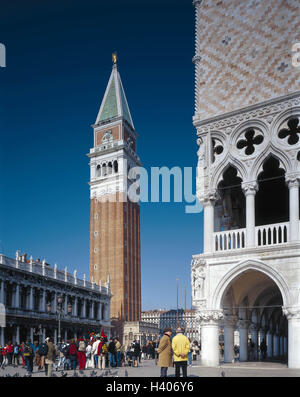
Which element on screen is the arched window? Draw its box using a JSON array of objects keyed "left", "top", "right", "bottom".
[
  {"left": 113, "top": 160, "right": 118, "bottom": 173},
  {"left": 96, "top": 164, "right": 101, "bottom": 177},
  {"left": 216, "top": 165, "right": 245, "bottom": 231},
  {"left": 255, "top": 156, "right": 288, "bottom": 226}
]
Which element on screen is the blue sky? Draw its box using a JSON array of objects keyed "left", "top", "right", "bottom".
[{"left": 0, "top": 0, "right": 204, "bottom": 310}]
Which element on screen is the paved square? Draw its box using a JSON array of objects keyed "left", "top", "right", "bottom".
[{"left": 1, "top": 358, "right": 299, "bottom": 378}]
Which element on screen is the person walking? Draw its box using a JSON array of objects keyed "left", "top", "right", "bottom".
[
  {"left": 33, "top": 341, "right": 41, "bottom": 369},
  {"left": 68, "top": 339, "right": 78, "bottom": 370},
  {"left": 23, "top": 339, "right": 34, "bottom": 376},
  {"left": 13, "top": 342, "right": 20, "bottom": 366},
  {"left": 171, "top": 327, "right": 190, "bottom": 377},
  {"left": 85, "top": 341, "right": 93, "bottom": 369},
  {"left": 132, "top": 340, "right": 141, "bottom": 367},
  {"left": 19, "top": 342, "right": 25, "bottom": 367},
  {"left": 98, "top": 337, "right": 108, "bottom": 370},
  {"left": 6, "top": 341, "right": 13, "bottom": 365},
  {"left": 260, "top": 338, "right": 267, "bottom": 360},
  {"left": 77, "top": 337, "right": 87, "bottom": 370},
  {"left": 38, "top": 339, "right": 48, "bottom": 371},
  {"left": 92, "top": 336, "right": 100, "bottom": 369},
  {"left": 114, "top": 338, "right": 122, "bottom": 367},
  {"left": 141, "top": 344, "right": 147, "bottom": 360},
  {"left": 57, "top": 340, "right": 67, "bottom": 370},
  {"left": 108, "top": 338, "right": 116, "bottom": 368},
  {"left": 156, "top": 327, "right": 173, "bottom": 377},
  {"left": 45, "top": 337, "right": 58, "bottom": 377},
  {"left": 188, "top": 339, "right": 192, "bottom": 367}
]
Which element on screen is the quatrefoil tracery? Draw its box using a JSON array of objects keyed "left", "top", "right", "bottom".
[
  {"left": 278, "top": 117, "right": 300, "bottom": 145},
  {"left": 212, "top": 138, "right": 224, "bottom": 162},
  {"left": 236, "top": 129, "right": 264, "bottom": 156}
]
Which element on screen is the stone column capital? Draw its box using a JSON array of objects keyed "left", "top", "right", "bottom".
[
  {"left": 249, "top": 323, "right": 259, "bottom": 333},
  {"left": 201, "top": 191, "right": 217, "bottom": 206},
  {"left": 196, "top": 309, "right": 223, "bottom": 324},
  {"left": 237, "top": 319, "right": 250, "bottom": 329},
  {"left": 282, "top": 306, "right": 300, "bottom": 320},
  {"left": 285, "top": 174, "right": 300, "bottom": 188},
  {"left": 222, "top": 315, "right": 238, "bottom": 328},
  {"left": 242, "top": 181, "right": 259, "bottom": 196}
]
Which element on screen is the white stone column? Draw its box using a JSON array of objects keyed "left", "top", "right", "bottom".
[
  {"left": 42, "top": 328, "right": 46, "bottom": 342},
  {"left": 40, "top": 289, "right": 46, "bottom": 312},
  {"left": 0, "top": 327, "right": 4, "bottom": 346},
  {"left": 64, "top": 295, "right": 68, "bottom": 314},
  {"left": 280, "top": 335, "right": 284, "bottom": 356},
  {"left": 242, "top": 182, "right": 258, "bottom": 248},
  {"left": 284, "top": 336, "right": 288, "bottom": 356},
  {"left": 82, "top": 299, "right": 86, "bottom": 318},
  {"left": 54, "top": 329, "right": 57, "bottom": 345},
  {"left": 0, "top": 280, "right": 5, "bottom": 305},
  {"left": 267, "top": 331, "right": 273, "bottom": 358},
  {"left": 73, "top": 297, "right": 78, "bottom": 317},
  {"left": 238, "top": 320, "right": 250, "bottom": 362},
  {"left": 273, "top": 333, "right": 279, "bottom": 357},
  {"left": 52, "top": 291, "right": 57, "bottom": 314},
  {"left": 15, "top": 284, "right": 20, "bottom": 309},
  {"left": 96, "top": 303, "right": 100, "bottom": 320},
  {"left": 64, "top": 329, "right": 68, "bottom": 342},
  {"left": 203, "top": 194, "right": 216, "bottom": 254},
  {"left": 30, "top": 327, "right": 34, "bottom": 342},
  {"left": 90, "top": 301, "right": 94, "bottom": 319},
  {"left": 223, "top": 315, "right": 237, "bottom": 363},
  {"left": 198, "top": 310, "right": 223, "bottom": 367},
  {"left": 249, "top": 324, "right": 259, "bottom": 360},
  {"left": 29, "top": 287, "right": 34, "bottom": 311},
  {"left": 286, "top": 177, "right": 299, "bottom": 242},
  {"left": 283, "top": 307, "right": 300, "bottom": 368}
]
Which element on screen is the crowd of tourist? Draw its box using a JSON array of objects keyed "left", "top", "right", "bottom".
[{"left": 0, "top": 328, "right": 200, "bottom": 377}]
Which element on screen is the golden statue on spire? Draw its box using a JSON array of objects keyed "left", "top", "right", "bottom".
[{"left": 112, "top": 52, "right": 117, "bottom": 65}]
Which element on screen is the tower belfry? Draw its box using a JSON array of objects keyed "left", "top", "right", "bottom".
[{"left": 88, "top": 57, "right": 141, "bottom": 334}]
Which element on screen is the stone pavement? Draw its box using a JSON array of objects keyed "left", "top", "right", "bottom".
[{"left": 1, "top": 358, "right": 299, "bottom": 377}]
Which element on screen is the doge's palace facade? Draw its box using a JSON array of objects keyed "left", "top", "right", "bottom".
[{"left": 191, "top": 0, "right": 300, "bottom": 369}]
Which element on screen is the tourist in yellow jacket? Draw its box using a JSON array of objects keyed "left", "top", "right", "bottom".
[{"left": 171, "top": 327, "right": 190, "bottom": 377}]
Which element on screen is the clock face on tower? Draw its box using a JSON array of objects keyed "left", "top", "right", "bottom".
[{"left": 102, "top": 130, "right": 113, "bottom": 143}]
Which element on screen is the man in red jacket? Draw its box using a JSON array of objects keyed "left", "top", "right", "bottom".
[{"left": 6, "top": 341, "right": 13, "bottom": 365}]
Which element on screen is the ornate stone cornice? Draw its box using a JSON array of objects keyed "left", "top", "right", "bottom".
[{"left": 194, "top": 93, "right": 300, "bottom": 133}]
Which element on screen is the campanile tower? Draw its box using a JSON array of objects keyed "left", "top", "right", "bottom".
[{"left": 88, "top": 54, "right": 141, "bottom": 333}]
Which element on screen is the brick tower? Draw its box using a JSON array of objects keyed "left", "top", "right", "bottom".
[{"left": 88, "top": 55, "right": 141, "bottom": 336}]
